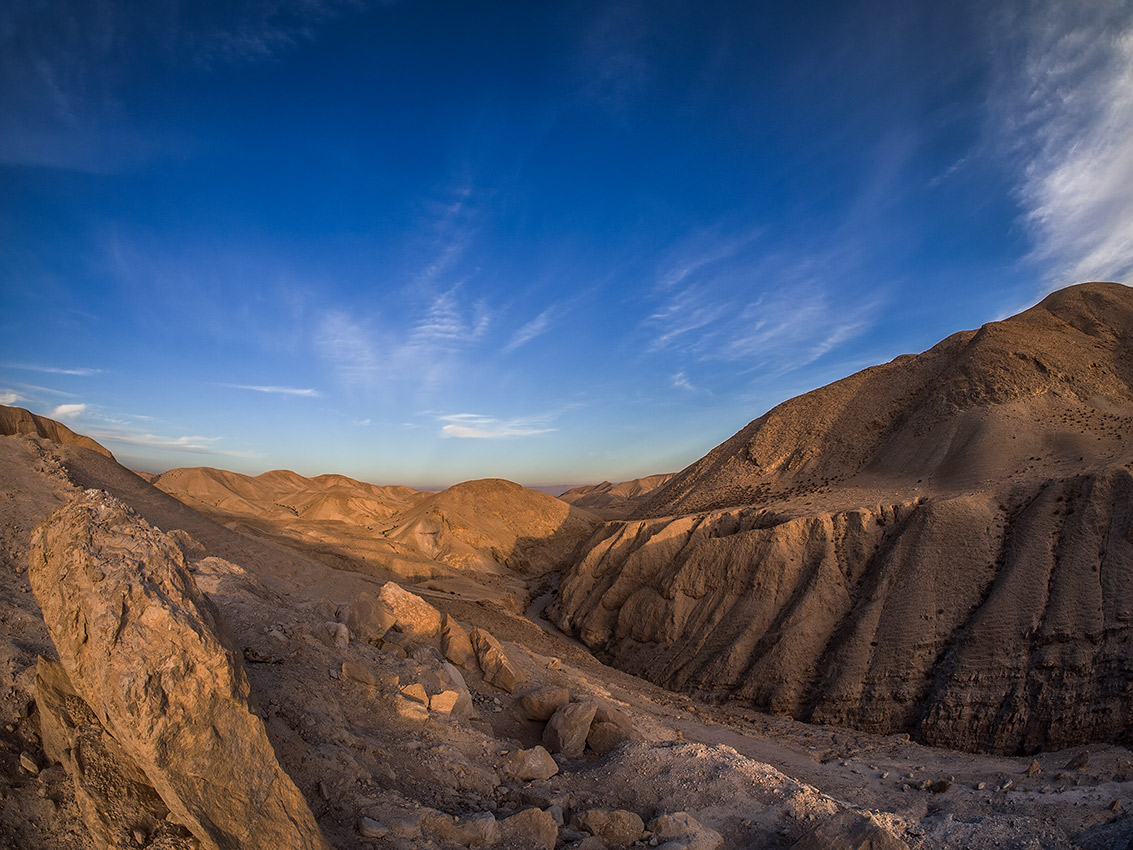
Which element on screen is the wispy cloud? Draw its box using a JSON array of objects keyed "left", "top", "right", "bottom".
[
  {"left": 0, "top": 389, "right": 24, "bottom": 405},
  {"left": 505, "top": 307, "right": 555, "bottom": 352},
  {"left": 2, "top": 363, "right": 102, "bottom": 376},
  {"left": 224, "top": 383, "right": 321, "bottom": 398},
  {"left": 992, "top": 3, "right": 1133, "bottom": 285},
  {"left": 50, "top": 403, "right": 87, "bottom": 420},
  {"left": 91, "top": 430, "right": 254, "bottom": 457},
  {"left": 410, "top": 288, "right": 491, "bottom": 349},
  {"left": 315, "top": 311, "right": 384, "bottom": 391},
  {"left": 439, "top": 413, "right": 557, "bottom": 439},
  {"left": 671, "top": 372, "right": 695, "bottom": 391}
]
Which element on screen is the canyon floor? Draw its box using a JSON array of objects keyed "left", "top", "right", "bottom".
[{"left": 1, "top": 424, "right": 1131, "bottom": 849}]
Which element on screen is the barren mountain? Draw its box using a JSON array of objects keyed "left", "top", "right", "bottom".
[
  {"left": 558, "top": 475, "right": 677, "bottom": 520},
  {"left": 551, "top": 282, "right": 1133, "bottom": 755},
  {"left": 2, "top": 402, "right": 1132, "bottom": 849},
  {"left": 153, "top": 469, "right": 601, "bottom": 587}
]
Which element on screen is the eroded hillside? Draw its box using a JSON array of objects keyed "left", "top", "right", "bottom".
[{"left": 551, "top": 282, "right": 1133, "bottom": 754}]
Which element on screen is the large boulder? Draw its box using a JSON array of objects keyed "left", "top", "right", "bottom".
[
  {"left": 376, "top": 582, "right": 442, "bottom": 641},
  {"left": 543, "top": 701, "right": 597, "bottom": 758},
  {"left": 339, "top": 590, "right": 396, "bottom": 644},
  {"left": 29, "top": 490, "right": 330, "bottom": 850}
]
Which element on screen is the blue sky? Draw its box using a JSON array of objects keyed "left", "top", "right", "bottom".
[{"left": 2, "top": 1, "right": 1131, "bottom": 488}]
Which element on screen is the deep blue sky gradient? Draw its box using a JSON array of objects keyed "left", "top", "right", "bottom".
[{"left": 2, "top": 0, "right": 1131, "bottom": 487}]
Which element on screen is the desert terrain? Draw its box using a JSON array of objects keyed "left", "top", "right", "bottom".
[{"left": 1, "top": 283, "right": 1131, "bottom": 850}]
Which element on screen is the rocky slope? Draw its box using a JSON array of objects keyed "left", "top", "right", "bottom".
[
  {"left": 551, "top": 282, "right": 1133, "bottom": 754},
  {"left": 2, "top": 406, "right": 1131, "bottom": 849}
]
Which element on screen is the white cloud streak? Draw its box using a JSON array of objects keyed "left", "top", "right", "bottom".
[
  {"left": 505, "top": 307, "right": 555, "bottom": 352},
  {"left": 3, "top": 363, "right": 102, "bottom": 376},
  {"left": 50, "top": 403, "right": 87, "bottom": 420},
  {"left": 0, "top": 390, "right": 24, "bottom": 405},
  {"left": 439, "top": 413, "right": 556, "bottom": 440},
  {"left": 994, "top": 2, "right": 1133, "bottom": 285},
  {"left": 225, "top": 384, "right": 321, "bottom": 397}
]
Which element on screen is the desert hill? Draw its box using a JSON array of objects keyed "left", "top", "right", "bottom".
[
  {"left": 558, "top": 474, "right": 676, "bottom": 520},
  {"left": 551, "top": 282, "right": 1133, "bottom": 754},
  {"left": 153, "top": 467, "right": 601, "bottom": 587},
  {"left": 2, "top": 404, "right": 1132, "bottom": 849},
  {"left": 0, "top": 405, "right": 114, "bottom": 458}
]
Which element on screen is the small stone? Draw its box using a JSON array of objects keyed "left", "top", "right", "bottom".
[
  {"left": 1064, "top": 751, "right": 1090, "bottom": 771},
  {"left": 975, "top": 781, "right": 986, "bottom": 790},
  {"left": 576, "top": 809, "right": 644, "bottom": 847},
  {"left": 318, "top": 781, "right": 330, "bottom": 800},
  {"left": 499, "top": 807, "right": 558, "bottom": 850},
  {"left": 401, "top": 683, "right": 429, "bottom": 705},
  {"left": 1109, "top": 799, "right": 1122, "bottom": 813},
  {"left": 429, "top": 690, "right": 461, "bottom": 714},
  {"left": 930, "top": 780, "right": 951, "bottom": 794},
  {"left": 342, "top": 661, "right": 380, "bottom": 687},
  {"left": 1026, "top": 759, "right": 1042, "bottom": 777},
  {"left": 998, "top": 779, "right": 1013, "bottom": 791},
  {"left": 132, "top": 827, "right": 147, "bottom": 845},
  {"left": 471, "top": 628, "right": 526, "bottom": 693},
  {"left": 359, "top": 816, "right": 389, "bottom": 839},
  {"left": 503, "top": 746, "right": 560, "bottom": 782},
  {"left": 19, "top": 752, "right": 39, "bottom": 775}
]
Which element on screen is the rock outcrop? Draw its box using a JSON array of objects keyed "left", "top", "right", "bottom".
[
  {"left": 29, "top": 489, "right": 330, "bottom": 850},
  {"left": 552, "top": 282, "right": 1133, "bottom": 754}
]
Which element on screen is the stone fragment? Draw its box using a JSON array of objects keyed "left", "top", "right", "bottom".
[
  {"left": 790, "top": 810, "right": 909, "bottom": 850},
  {"left": 647, "top": 812, "right": 723, "bottom": 850},
  {"left": 499, "top": 807, "right": 558, "bottom": 850},
  {"left": 441, "top": 614, "right": 476, "bottom": 667},
  {"left": 1065, "top": 750, "right": 1090, "bottom": 770},
  {"left": 29, "top": 491, "right": 330, "bottom": 850},
  {"left": 313, "top": 600, "right": 338, "bottom": 622},
  {"left": 19, "top": 751, "right": 38, "bottom": 775},
  {"left": 401, "top": 683, "right": 429, "bottom": 705},
  {"left": 519, "top": 685, "right": 571, "bottom": 721},
  {"left": 323, "top": 621, "right": 349, "bottom": 650},
  {"left": 1026, "top": 759, "right": 1042, "bottom": 777},
  {"left": 422, "top": 809, "right": 500, "bottom": 846},
  {"left": 358, "top": 817, "right": 388, "bottom": 839},
  {"left": 576, "top": 809, "right": 644, "bottom": 847},
  {"left": 376, "top": 582, "right": 442, "bottom": 641},
  {"left": 341, "top": 661, "right": 385, "bottom": 688},
  {"left": 430, "top": 690, "right": 461, "bottom": 713},
  {"left": 342, "top": 592, "right": 397, "bottom": 645},
  {"left": 503, "top": 746, "right": 560, "bottom": 782},
  {"left": 586, "top": 721, "right": 628, "bottom": 756},
  {"left": 544, "top": 702, "right": 597, "bottom": 758},
  {"left": 471, "top": 627, "right": 526, "bottom": 693}
]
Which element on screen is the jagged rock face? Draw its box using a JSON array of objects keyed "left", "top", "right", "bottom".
[
  {"left": 553, "top": 283, "right": 1133, "bottom": 754},
  {"left": 29, "top": 489, "right": 330, "bottom": 850}
]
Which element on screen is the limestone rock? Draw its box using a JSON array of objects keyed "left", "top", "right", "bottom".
[
  {"left": 471, "top": 627, "right": 526, "bottom": 693},
  {"left": 647, "top": 812, "right": 723, "bottom": 850},
  {"left": 441, "top": 614, "right": 476, "bottom": 667},
  {"left": 587, "top": 721, "right": 629, "bottom": 756},
  {"left": 500, "top": 806, "right": 559, "bottom": 849},
  {"left": 28, "top": 490, "right": 331, "bottom": 850},
  {"left": 358, "top": 816, "right": 389, "bottom": 838},
  {"left": 544, "top": 701, "right": 597, "bottom": 758},
  {"left": 790, "top": 810, "right": 909, "bottom": 850},
  {"left": 504, "top": 746, "right": 560, "bottom": 782},
  {"left": 519, "top": 685, "right": 571, "bottom": 721},
  {"left": 341, "top": 591, "right": 396, "bottom": 645},
  {"left": 35, "top": 657, "right": 197, "bottom": 850},
  {"left": 167, "top": 528, "right": 206, "bottom": 559},
  {"left": 376, "top": 581, "right": 442, "bottom": 641},
  {"left": 576, "top": 808, "right": 644, "bottom": 847}
]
